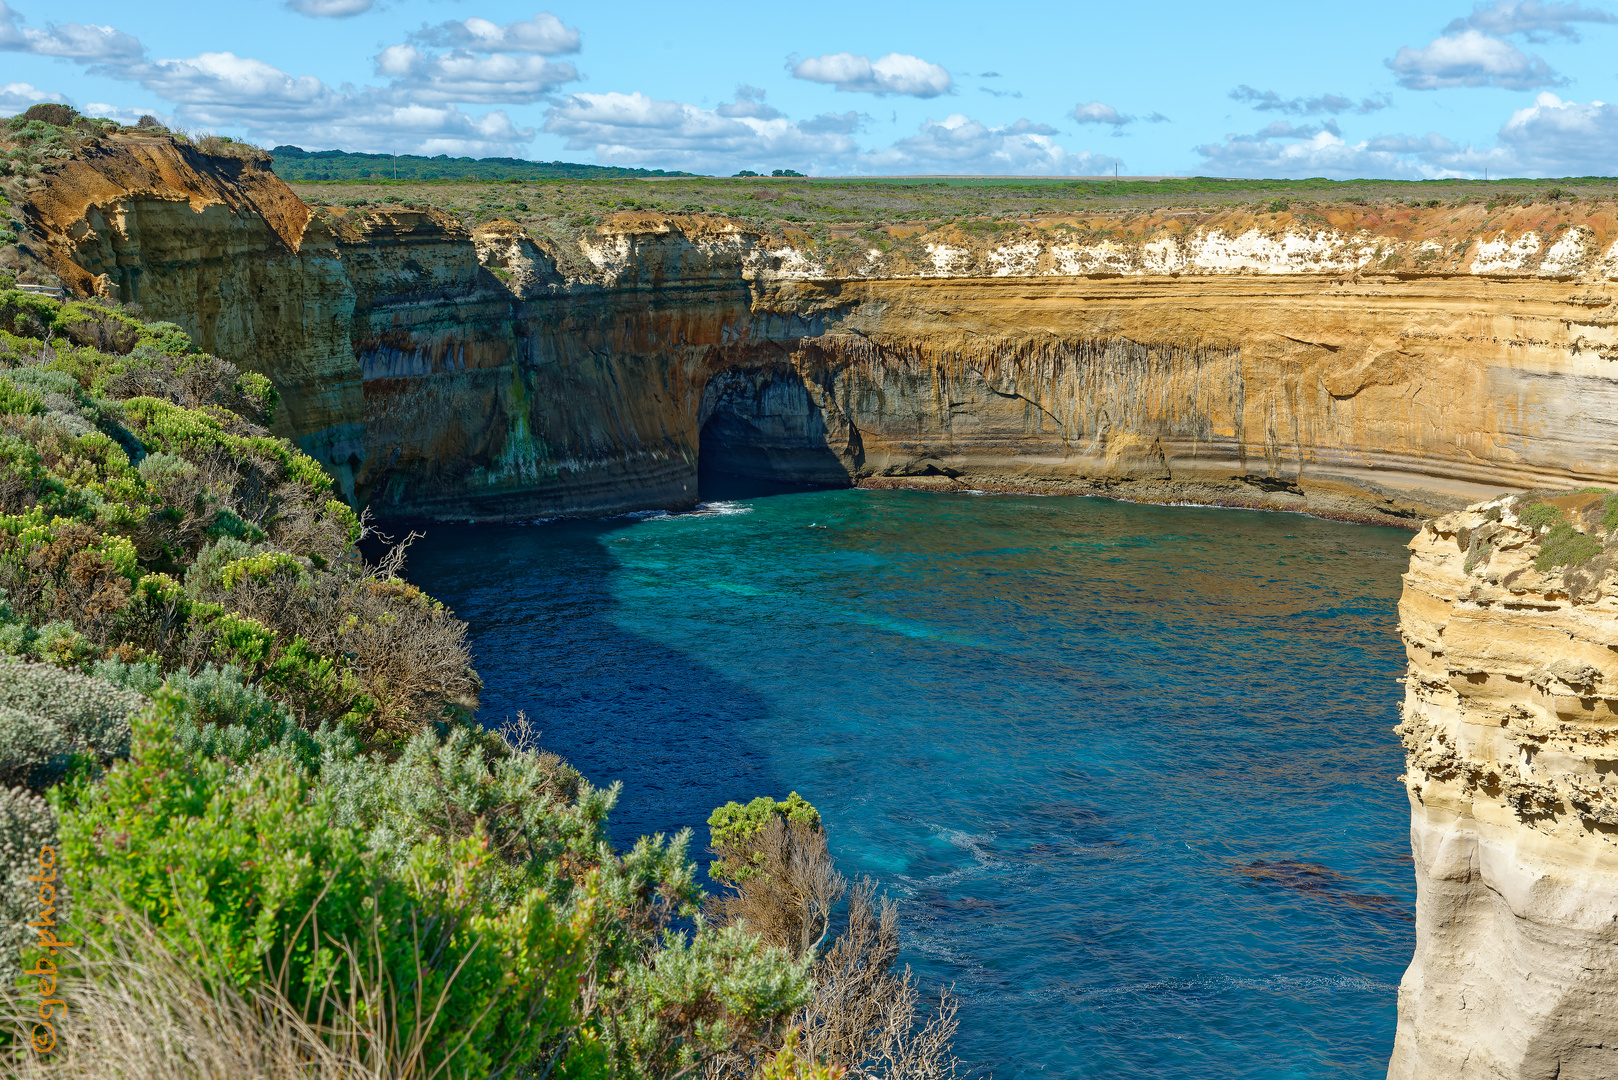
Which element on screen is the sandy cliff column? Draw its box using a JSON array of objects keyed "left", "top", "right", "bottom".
[{"left": 1389, "top": 493, "right": 1618, "bottom": 1080}]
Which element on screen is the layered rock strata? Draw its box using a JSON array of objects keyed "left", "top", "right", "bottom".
[
  {"left": 14, "top": 138, "right": 1618, "bottom": 524},
  {"left": 1391, "top": 493, "right": 1618, "bottom": 1078}
]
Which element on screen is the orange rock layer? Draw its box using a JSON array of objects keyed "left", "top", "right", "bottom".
[{"left": 13, "top": 138, "right": 1618, "bottom": 527}]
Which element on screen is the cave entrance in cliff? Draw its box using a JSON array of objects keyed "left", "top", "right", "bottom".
[{"left": 696, "top": 368, "right": 855, "bottom": 501}]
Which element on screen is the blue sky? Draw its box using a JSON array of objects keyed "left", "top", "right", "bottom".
[{"left": 3, "top": 0, "right": 1618, "bottom": 177}]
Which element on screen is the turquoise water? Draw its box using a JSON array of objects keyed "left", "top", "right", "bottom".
[{"left": 406, "top": 486, "right": 1416, "bottom": 1079}]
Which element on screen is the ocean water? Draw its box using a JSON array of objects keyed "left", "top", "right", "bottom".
[{"left": 405, "top": 483, "right": 1416, "bottom": 1079}]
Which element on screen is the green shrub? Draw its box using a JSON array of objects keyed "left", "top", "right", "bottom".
[
  {"left": 0, "top": 379, "right": 43, "bottom": 417},
  {"left": 0, "top": 784, "right": 56, "bottom": 987},
  {"left": 599, "top": 921, "right": 810, "bottom": 1076},
  {"left": 56, "top": 690, "right": 597, "bottom": 1080},
  {"left": 1536, "top": 521, "right": 1602, "bottom": 572},
  {"left": 708, "top": 792, "right": 820, "bottom": 886},
  {"left": 1518, "top": 502, "right": 1563, "bottom": 532},
  {"left": 0, "top": 660, "right": 142, "bottom": 791},
  {"left": 92, "top": 658, "right": 318, "bottom": 769}
]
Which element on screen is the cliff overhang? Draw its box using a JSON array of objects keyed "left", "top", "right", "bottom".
[{"left": 10, "top": 139, "right": 1618, "bottom": 527}]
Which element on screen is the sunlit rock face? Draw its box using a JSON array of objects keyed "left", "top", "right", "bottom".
[
  {"left": 22, "top": 139, "right": 1618, "bottom": 524},
  {"left": 1390, "top": 494, "right": 1618, "bottom": 1080}
]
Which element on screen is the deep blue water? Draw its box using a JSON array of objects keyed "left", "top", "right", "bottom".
[{"left": 406, "top": 486, "right": 1416, "bottom": 1079}]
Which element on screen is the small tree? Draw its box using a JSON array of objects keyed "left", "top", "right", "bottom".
[
  {"left": 707, "top": 794, "right": 962, "bottom": 1079},
  {"left": 20, "top": 104, "right": 77, "bottom": 128}
]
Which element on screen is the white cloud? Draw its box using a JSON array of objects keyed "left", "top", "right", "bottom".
[
  {"left": 110, "top": 52, "right": 534, "bottom": 155},
  {"left": 716, "top": 85, "right": 782, "bottom": 120},
  {"left": 1198, "top": 127, "right": 1425, "bottom": 179},
  {"left": 542, "top": 97, "right": 1108, "bottom": 176},
  {"left": 0, "top": 1, "right": 572, "bottom": 154},
  {"left": 373, "top": 46, "right": 576, "bottom": 103},
  {"left": 1259, "top": 119, "right": 1341, "bottom": 138},
  {"left": 1196, "top": 119, "right": 1510, "bottom": 179},
  {"left": 371, "top": 12, "right": 580, "bottom": 106},
  {"left": 1498, "top": 91, "right": 1618, "bottom": 173},
  {"left": 285, "top": 0, "right": 374, "bottom": 16},
  {"left": 1201, "top": 91, "right": 1618, "bottom": 179},
  {"left": 544, "top": 91, "right": 857, "bottom": 172},
  {"left": 0, "top": 80, "right": 66, "bottom": 115},
  {"left": 129, "top": 52, "right": 337, "bottom": 121},
  {"left": 791, "top": 52, "right": 952, "bottom": 97},
  {"left": 862, "top": 114, "right": 1116, "bottom": 174},
  {"left": 0, "top": 1, "right": 141, "bottom": 61},
  {"left": 1445, "top": 0, "right": 1617, "bottom": 42},
  {"left": 408, "top": 12, "right": 580, "bottom": 55},
  {"left": 1387, "top": 28, "right": 1562, "bottom": 89},
  {"left": 1228, "top": 85, "right": 1391, "bottom": 115},
  {"left": 1072, "top": 101, "right": 1132, "bottom": 126}
]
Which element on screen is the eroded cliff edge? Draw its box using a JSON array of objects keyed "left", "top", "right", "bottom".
[
  {"left": 1392, "top": 494, "right": 1618, "bottom": 1078},
  {"left": 14, "top": 136, "right": 1618, "bottom": 525}
]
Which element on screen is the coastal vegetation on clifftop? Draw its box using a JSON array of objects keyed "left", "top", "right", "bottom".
[{"left": 0, "top": 288, "right": 958, "bottom": 1078}]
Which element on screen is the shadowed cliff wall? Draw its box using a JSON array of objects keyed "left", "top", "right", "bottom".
[{"left": 17, "top": 138, "right": 1618, "bottom": 527}]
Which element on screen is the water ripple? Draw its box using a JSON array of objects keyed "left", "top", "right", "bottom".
[{"left": 407, "top": 488, "right": 1414, "bottom": 1080}]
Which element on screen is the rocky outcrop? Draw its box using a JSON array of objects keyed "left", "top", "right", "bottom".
[
  {"left": 14, "top": 137, "right": 1618, "bottom": 525},
  {"left": 1391, "top": 493, "right": 1618, "bottom": 1079}
]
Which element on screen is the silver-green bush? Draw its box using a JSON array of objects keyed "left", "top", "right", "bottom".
[
  {"left": 0, "top": 784, "right": 56, "bottom": 985},
  {"left": 0, "top": 660, "right": 142, "bottom": 789}
]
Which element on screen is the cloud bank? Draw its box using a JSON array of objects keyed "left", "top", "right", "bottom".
[
  {"left": 1387, "top": 28, "right": 1564, "bottom": 90},
  {"left": 790, "top": 52, "right": 952, "bottom": 97},
  {"left": 1228, "top": 85, "right": 1391, "bottom": 115}
]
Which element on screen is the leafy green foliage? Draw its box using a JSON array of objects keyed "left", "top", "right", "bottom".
[
  {"left": 0, "top": 784, "right": 55, "bottom": 987},
  {"left": 0, "top": 659, "right": 142, "bottom": 791},
  {"left": 0, "top": 379, "right": 43, "bottom": 416},
  {"left": 1518, "top": 502, "right": 1563, "bottom": 532},
  {"left": 0, "top": 292, "right": 475, "bottom": 744},
  {"left": 756, "top": 1032, "right": 846, "bottom": 1080},
  {"left": 1536, "top": 521, "right": 1603, "bottom": 572},
  {"left": 708, "top": 793, "right": 820, "bottom": 886},
  {"left": 57, "top": 689, "right": 599, "bottom": 1080}
]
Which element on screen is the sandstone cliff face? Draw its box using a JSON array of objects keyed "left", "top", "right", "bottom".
[
  {"left": 1391, "top": 495, "right": 1618, "bottom": 1079},
  {"left": 16, "top": 138, "right": 1618, "bottom": 526}
]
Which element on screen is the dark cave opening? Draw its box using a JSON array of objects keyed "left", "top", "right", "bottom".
[{"left": 696, "top": 368, "right": 854, "bottom": 501}]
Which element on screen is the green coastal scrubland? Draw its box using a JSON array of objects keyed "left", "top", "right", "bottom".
[
  {"left": 284, "top": 167, "right": 1618, "bottom": 243},
  {"left": 0, "top": 288, "right": 959, "bottom": 1079}
]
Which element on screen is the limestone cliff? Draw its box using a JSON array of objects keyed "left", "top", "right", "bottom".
[
  {"left": 1391, "top": 493, "right": 1618, "bottom": 1078},
  {"left": 13, "top": 135, "right": 1618, "bottom": 526}
]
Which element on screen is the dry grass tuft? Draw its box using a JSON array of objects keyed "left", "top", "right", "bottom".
[
  {"left": 1, "top": 922, "right": 375, "bottom": 1080},
  {"left": 0, "top": 900, "right": 549, "bottom": 1080}
]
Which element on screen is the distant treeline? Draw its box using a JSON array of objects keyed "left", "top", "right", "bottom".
[{"left": 268, "top": 145, "right": 695, "bottom": 182}]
